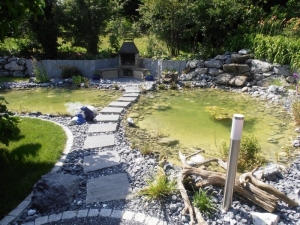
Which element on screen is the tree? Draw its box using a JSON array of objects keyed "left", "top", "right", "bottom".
[
  {"left": 59, "top": 0, "right": 121, "bottom": 55},
  {"left": 0, "top": 0, "right": 45, "bottom": 41},
  {"left": 30, "top": 0, "right": 59, "bottom": 59}
]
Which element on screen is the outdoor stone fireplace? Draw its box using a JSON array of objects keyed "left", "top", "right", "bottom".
[{"left": 97, "top": 39, "right": 148, "bottom": 80}]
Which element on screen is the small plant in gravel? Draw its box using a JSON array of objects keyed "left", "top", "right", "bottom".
[
  {"left": 184, "top": 82, "right": 192, "bottom": 89},
  {"left": 292, "top": 101, "right": 300, "bottom": 126},
  {"left": 193, "top": 188, "right": 217, "bottom": 217},
  {"left": 169, "top": 81, "right": 177, "bottom": 90},
  {"left": 220, "top": 134, "right": 266, "bottom": 172},
  {"left": 140, "top": 143, "right": 152, "bottom": 155},
  {"left": 139, "top": 167, "right": 176, "bottom": 200},
  {"left": 158, "top": 83, "right": 166, "bottom": 90}
]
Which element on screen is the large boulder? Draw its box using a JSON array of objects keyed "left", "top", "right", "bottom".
[
  {"left": 195, "top": 67, "right": 208, "bottom": 75},
  {"left": 229, "top": 76, "right": 248, "bottom": 87},
  {"left": 208, "top": 68, "right": 223, "bottom": 76},
  {"left": 215, "top": 73, "right": 233, "bottom": 85},
  {"left": 204, "top": 59, "right": 223, "bottom": 69},
  {"left": 4, "top": 61, "right": 25, "bottom": 71},
  {"left": 273, "top": 66, "right": 291, "bottom": 77},
  {"left": 31, "top": 173, "right": 79, "bottom": 213},
  {"left": 231, "top": 54, "right": 251, "bottom": 63},
  {"left": 251, "top": 60, "right": 273, "bottom": 74},
  {"left": 223, "top": 64, "right": 238, "bottom": 73}
]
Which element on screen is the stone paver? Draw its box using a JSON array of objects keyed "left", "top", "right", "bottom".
[
  {"left": 62, "top": 211, "right": 76, "bottom": 220},
  {"left": 108, "top": 101, "right": 131, "bottom": 108},
  {"left": 123, "top": 93, "right": 139, "bottom": 97},
  {"left": 35, "top": 216, "right": 48, "bottom": 225},
  {"left": 111, "top": 210, "right": 123, "bottom": 218},
  {"left": 100, "top": 107, "right": 124, "bottom": 114},
  {"left": 146, "top": 217, "right": 160, "bottom": 225},
  {"left": 86, "top": 173, "right": 132, "bottom": 204},
  {"left": 122, "top": 211, "right": 134, "bottom": 220},
  {"left": 21, "top": 221, "right": 34, "bottom": 225},
  {"left": 94, "top": 114, "right": 120, "bottom": 122},
  {"left": 83, "top": 150, "right": 120, "bottom": 172},
  {"left": 83, "top": 134, "right": 115, "bottom": 149},
  {"left": 48, "top": 213, "right": 62, "bottom": 222},
  {"left": 88, "top": 209, "right": 99, "bottom": 217},
  {"left": 0, "top": 216, "right": 15, "bottom": 225},
  {"left": 77, "top": 209, "right": 88, "bottom": 218},
  {"left": 8, "top": 200, "right": 31, "bottom": 217},
  {"left": 135, "top": 213, "right": 146, "bottom": 223},
  {"left": 125, "top": 88, "right": 140, "bottom": 93},
  {"left": 117, "top": 97, "right": 137, "bottom": 102},
  {"left": 100, "top": 208, "right": 112, "bottom": 217},
  {"left": 87, "top": 123, "right": 118, "bottom": 133}
]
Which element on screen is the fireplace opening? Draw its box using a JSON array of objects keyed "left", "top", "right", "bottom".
[
  {"left": 120, "top": 54, "right": 135, "bottom": 66},
  {"left": 123, "top": 69, "right": 132, "bottom": 76}
]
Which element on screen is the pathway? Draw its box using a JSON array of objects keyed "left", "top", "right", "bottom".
[{"left": 0, "top": 83, "right": 167, "bottom": 225}]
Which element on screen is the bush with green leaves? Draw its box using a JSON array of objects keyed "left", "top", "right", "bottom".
[
  {"left": 0, "top": 96, "right": 20, "bottom": 146},
  {"left": 220, "top": 134, "right": 266, "bottom": 172},
  {"left": 31, "top": 58, "right": 49, "bottom": 83},
  {"left": 60, "top": 65, "right": 83, "bottom": 79},
  {"left": 71, "top": 75, "right": 89, "bottom": 88},
  {"left": 139, "top": 168, "right": 176, "bottom": 200},
  {"left": 193, "top": 188, "right": 217, "bottom": 217}
]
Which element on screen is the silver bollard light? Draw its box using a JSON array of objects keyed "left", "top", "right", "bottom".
[{"left": 222, "top": 114, "right": 244, "bottom": 212}]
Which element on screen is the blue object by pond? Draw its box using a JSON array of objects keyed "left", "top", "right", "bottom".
[
  {"left": 145, "top": 75, "right": 154, "bottom": 81},
  {"left": 76, "top": 114, "right": 86, "bottom": 125}
]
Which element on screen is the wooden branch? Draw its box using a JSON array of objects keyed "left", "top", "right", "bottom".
[
  {"left": 240, "top": 172, "right": 298, "bottom": 207},
  {"left": 186, "top": 150, "right": 205, "bottom": 160},
  {"left": 194, "top": 207, "right": 208, "bottom": 225}
]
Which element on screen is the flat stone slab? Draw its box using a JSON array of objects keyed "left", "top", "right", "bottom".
[
  {"left": 117, "top": 97, "right": 137, "bottom": 102},
  {"left": 94, "top": 115, "right": 120, "bottom": 122},
  {"left": 83, "top": 134, "right": 115, "bottom": 149},
  {"left": 123, "top": 93, "right": 139, "bottom": 97},
  {"left": 99, "top": 107, "right": 124, "bottom": 114},
  {"left": 88, "top": 123, "right": 118, "bottom": 133},
  {"left": 83, "top": 151, "right": 120, "bottom": 173},
  {"left": 125, "top": 89, "right": 140, "bottom": 93},
  {"left": 108, "top": 101, "right": 131, "bottom": 108},
  {"left": 86, "top": 173, "right": 131, "bottom": 204}
]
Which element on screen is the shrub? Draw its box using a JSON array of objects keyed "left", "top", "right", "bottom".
[
  {"left": 140, "top": 143, "right": 152, "bottom": 155},
  {"left": 193, "top": 188, "right": 217, "bottom": 217},
  {"left": 169, "top": 81, "right": 177, "bottom": 90},
  {"left": 184, "top": 82, "right": 192, "bottom": 89},
  {"left": 31, "top": 57, "right": 49, "bottom": 83},
  {"left": 59, "top": 65, "right": 83, "bottom": 79},
  {"left": 158, "top": 83, "right": 166, "bottom": 90},
  {"left": 292, "top": 101, "right": 300, "bottom": 126},
  {"left": 220, "top": 134, "right": 266, "bottom": 171},
  {"left": 139, "top": 168, "right": 176, "bottom": 200},
  {"left": 0, "top": 96, "right": 20, "bottom": 146},
  {"left": 71, "top": 76, "right": 89, "bottom": 88}
]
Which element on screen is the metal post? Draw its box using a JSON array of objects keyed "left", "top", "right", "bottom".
[
  {"left": 222, "top": 114, "right": 244, "bottom": 212},
  {"left": 158, "top": 60, "right": 161, "bottom": 82}
]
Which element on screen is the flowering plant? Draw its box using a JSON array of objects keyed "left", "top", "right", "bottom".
[{"left": 293, "top": 73, "right": 299, "bottom": 95}]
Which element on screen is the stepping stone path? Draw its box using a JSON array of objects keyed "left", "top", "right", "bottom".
[{"left": 83, "top": 85, "right": 141, "bottom": 205}]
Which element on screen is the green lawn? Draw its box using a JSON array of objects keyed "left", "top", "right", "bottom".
[{"left": 0, "top": 117, "right": 67, "bottom": 219}]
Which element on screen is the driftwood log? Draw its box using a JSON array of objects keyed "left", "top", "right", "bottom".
[{"left": 178, "top": 151, "right": 298, "bottom": 225}]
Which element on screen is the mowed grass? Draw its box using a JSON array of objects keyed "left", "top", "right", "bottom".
[{"left": 0, "top": 117, "right": 67, "bottom": 219}]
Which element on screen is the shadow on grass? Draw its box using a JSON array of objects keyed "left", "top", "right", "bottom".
[{"left": 0, "top": 143, "right": 55, "bottom": 220}]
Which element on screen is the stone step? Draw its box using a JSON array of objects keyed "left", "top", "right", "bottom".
[
  {"left": 123, "top": 93, "right": 139, "bottom": 97},
  {"left": 94, "top": 115, "right": 119, "bottom": 122},
  {"left": 86, "top": 173, "right": 132, "bottom": 204},
  {"left": 83, "top": 134, "right": 115, "bottom": 149},
  {"left": 99, "top": 107, "right": 124, "bottom": 114},
  {"left": 108, "top": 101, "right": 131, "bottom": 108},
  {"left": 125, "top": 88, "right": 140, "bottom": 93},
  {"left": 83, "top": 151, "right": 120, "bottom": 173},
  {"left": 117, "top": 97, "right": 137, "bottom": 102},
  {"left": 88, "top": 123, "right": 118, "bottom": 133}
]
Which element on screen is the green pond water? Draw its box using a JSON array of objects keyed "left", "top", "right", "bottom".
[
  {"left": 0, "top": 88, "right": 121, "bottom": 114},
  {"left": 135, "top": 89, "right": 293, "bottom": 162}
]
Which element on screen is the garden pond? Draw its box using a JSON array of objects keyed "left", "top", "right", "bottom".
[
  {"left": 0, "top": 88, "right": 122, "bottom": 115},
  {"left": 125, "top": 89, "right": 294, "bottom": 164}
]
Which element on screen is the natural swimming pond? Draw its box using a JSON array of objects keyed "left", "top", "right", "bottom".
[
  {"left": 0, "top": 88, "right": 122, "bottom": 114},
  {"left": 126, "top": 89, "right": 293, "bottom": 164}
]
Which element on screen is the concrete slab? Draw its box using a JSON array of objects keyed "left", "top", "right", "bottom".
[
  {"left": 117, "top": 97, "right": 137, "bottom": 102},
  {"left": 86, "top": 173, "right": 132, "bottom": 204},
  {"left": 123, "top": 93, "right": 139, "bottom": 97},
  {"left": 83, "top": 135, "right": 115, "bottom": 149},
  {"left": 83, "top": 151, "right": 120, "bottom": 173},
  {"left": 108, "top": 101, "right": 131, "bottom": 108},
  {"left": 99, "top": 107, "right": 124, "bottom": 114},
  {"left": 88, "top": 123, "right": 118, "bottom": 133},
  {"left": 111, "top": 210, "right": 123, "bottom": 218},
  {"left": 125, "top": 89, "right": 140, "bottom": 93},
  {"left": 94, "top": 115, "right": 120, "bottom": 122}
]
